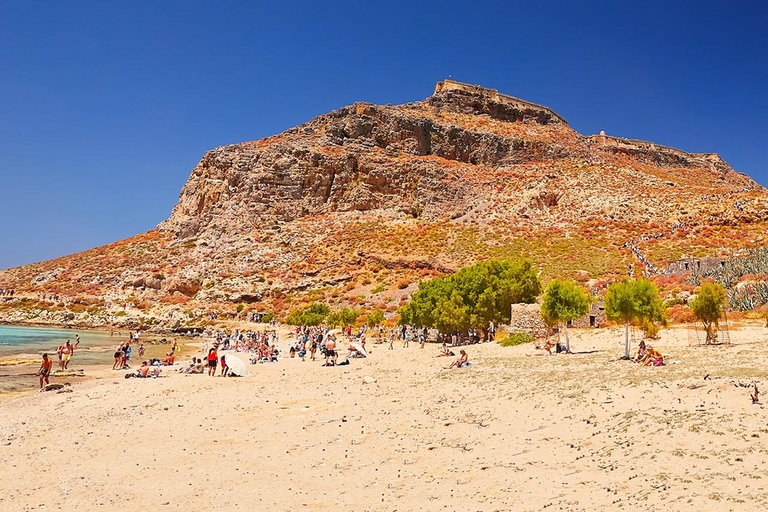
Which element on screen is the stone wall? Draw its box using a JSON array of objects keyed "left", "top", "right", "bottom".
[
  {"left": 586, "top": 132, "right": 731, "bottom": 173},
  {"left": 569, "top": 299, "right": 606, "bottom": 328},
  {"left": 665, "top": 257, "right": 726, "bottom": 276},
  {"left": 434, "top": 79, "right": 568, "bottom": 125},
  {"left": 510, "top": 300, "right": 605, "bottom": 337},
  {"left": 509, "top": 303, "right": 555, "bottom": 339}
]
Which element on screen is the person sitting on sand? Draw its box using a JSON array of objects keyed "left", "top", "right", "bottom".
[
  {"left": 436, "top": 343, "right": 453, "bottom": 357},
  {"left": 136, "top": 361, "right": 150, "bottom": 378},
  {"left": 347, "top": 344, "right": 365, "bottom": 359},
  {"left": 445, "top": 349, "right": 469, "bottom": 369},
  {"left": 178, "top": 358, "right": 197, "bottom": 374},
  {"left": 163, "top": 350, "right": 175, "bottom": 366},
  {"left": 635, "top": 341, "right": 648, "bottom": 363},
  {"left": 640, "top": 345, "right": 664, "bottom": 366},
  {"left": 38, "top": 353, "right": 53, "bottom": 389}
]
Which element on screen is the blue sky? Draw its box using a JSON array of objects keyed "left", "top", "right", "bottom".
[{"left": 1, "top": 1, "right": 766, "bottom": 269}]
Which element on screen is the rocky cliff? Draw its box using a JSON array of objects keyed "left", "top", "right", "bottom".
[{"left": 1, "top": 80, "right": 767, "bottom": 329}]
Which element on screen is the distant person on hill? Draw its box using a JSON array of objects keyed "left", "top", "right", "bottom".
[{"left": 37, "top": 354, "right": 52, "bottom": 389}]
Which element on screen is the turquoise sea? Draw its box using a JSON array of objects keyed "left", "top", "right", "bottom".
[
  {"left": 0, "top": 325, "right": 191, "bottom": 394},
  {"left": 0, "top": 325, "right": 119, "bottom": 365}
]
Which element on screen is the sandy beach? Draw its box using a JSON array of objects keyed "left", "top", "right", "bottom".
[{"left": 1, "top": 324, "right": 767, "bottom": 511}]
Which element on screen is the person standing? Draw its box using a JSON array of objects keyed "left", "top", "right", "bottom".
[
  {"left": 57, "top": 342, "right": 65, "bottom": 370},
  {"left": 123, "top": 342, "right": 132, "bottom": 369},
  {"left": 113, "top": 343, "right": 124, "bottom": 370},
  {"left": 207, "top": 347, "right": 218, "bottom": 376},
  {"left": 38, "top": 354, "right": 52, "bottom": 389},
  {"left": 61, "top": 340, "right": 73, "bottom": 370}
]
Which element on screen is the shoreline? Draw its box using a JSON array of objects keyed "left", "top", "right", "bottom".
[{"left": 0, "top": 326, "right": 202, "bottom": 398}]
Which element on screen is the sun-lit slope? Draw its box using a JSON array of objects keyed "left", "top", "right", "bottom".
[{"left": 1, "top": 80, "right": 767, "bottom": 327}]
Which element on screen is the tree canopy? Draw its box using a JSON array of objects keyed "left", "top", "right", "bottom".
[
  {"left": 605, "top": 279, "right": 666, "bottom": 358},
  {"left": 605, "top": 279, "right": 665, "bottom": 325},
  {"left": 285, "top": 302, "right": 330, "bottom": 326},
  {"left": 366, "top": 308, "right": 386, "bottom": 328},
  {"left": 540, "top": 279, "right": 590, "bottom": 353},
  {"left": 691, "top": 282, "right": 726, "bottom": 344},
  {"left": 541, "top": 279, "right": 590, "bottom": 326},
  {"left": 326, "top": 307, "right": 360, "bottom": 328},
  {"left": 398, "top": 258, "right": 541, "bottom": 333}
]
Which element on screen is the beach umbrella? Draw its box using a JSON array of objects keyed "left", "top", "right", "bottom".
[
  {"left": 327, "top": 329, "right": 342, "bottom": 336},
  {"left": 350, "top": 342, "right": 367, "bottom": 357},
  {"left": 223, "top": 354, "right": 250, "bottom": 377}
]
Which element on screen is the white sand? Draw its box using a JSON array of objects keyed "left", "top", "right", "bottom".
[{"left": 1, "top": 324, "right": 767, "bottom": 511}]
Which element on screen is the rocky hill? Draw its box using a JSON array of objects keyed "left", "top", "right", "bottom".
[{"left": 2, "top": 80, "right": 767, "bottom": 329}]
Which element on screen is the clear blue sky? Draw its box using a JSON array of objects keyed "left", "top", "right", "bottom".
[{"left": 1, "top": 1, "right": 766, "bottom": 269}]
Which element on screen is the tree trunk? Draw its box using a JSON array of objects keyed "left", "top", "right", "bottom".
[
  {"left": 704, "top": 321, "right": 715, "bottom": 345},
  {"left": 563, "top": 323, "right": 571, "bottom": 353},
  {"left": 623, "top": 322, "right": 630, "bottom": 359}
]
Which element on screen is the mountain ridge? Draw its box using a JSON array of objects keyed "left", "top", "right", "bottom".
[{"left": 1, "top": 80, "right": 766, "bottom": 329}]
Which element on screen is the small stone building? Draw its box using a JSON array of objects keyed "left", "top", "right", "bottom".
[
  {"left": 509, "top": 303, "right": 555, "bottom": 338},
  {"left": 665, "top": 257, "right": 726, "bottom": 276},
  {"left": 509, "top": 299, "right": 605, "bottom": 339},
  {"left": 568, "top": 298, "right": 606, "bottom": 328}
]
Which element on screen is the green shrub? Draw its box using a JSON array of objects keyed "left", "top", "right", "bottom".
[
  {"left": 398, "top": 258, "right": 541, "bottom": 333},
  {"left": 498, "top": 333, "right": 534, "bottom": 347},
  {"left": 326, "top": 307, "right": 360, "bottom": 328},
  {"left": 285, "top": 302, "right": 330, "bottom": 326}
]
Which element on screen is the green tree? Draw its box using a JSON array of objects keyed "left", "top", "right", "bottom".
[
  {"left": 690, "top": 282, "right": 726, "bottom": 344},
  {"left": 366, "top": 308, "right": 385, "bottom": 328},
  {"left": 326, "top": 307, "right": 360, "bottom": 328},
  {"left": 605, "top": 279, "right": 667, "bottom": 359},
  {"left": 398, "top": 258, "right": 541, "bottom": 335},
  {"left": 541, "top": 279, "right": 590, "bottom": 353},
  {"left": 285, "top": 302, "right": 330, "bottom": 326}
]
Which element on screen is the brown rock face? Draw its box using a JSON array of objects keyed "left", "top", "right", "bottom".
[
  {"left": 2, "top": 80, "right": 767, "bottom": 325},
  {"left": 161, "top": 81, "right": 589, "bottom": 242}
]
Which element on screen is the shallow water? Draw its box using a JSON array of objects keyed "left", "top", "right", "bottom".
[
  {"left": 0, "top": 325, "right": 185, "bottom": 395},
  {"left": 0, "top": 325, "right": 122, "bottom": 365}
]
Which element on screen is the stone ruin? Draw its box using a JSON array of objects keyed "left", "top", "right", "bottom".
[
  {"left": 509, "top": 303, "right": 555, "bottom": 339},
  {"left": 509, "top": 299, "right": 606, "bottom": 339},
  {"left": 665, "top": 257, "right": 726, "bottom": 276}
]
